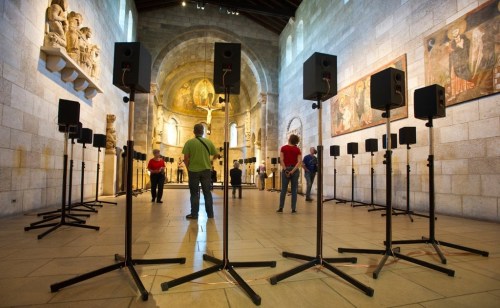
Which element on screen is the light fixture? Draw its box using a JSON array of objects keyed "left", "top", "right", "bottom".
[
  {"left": 196, "top": 1, "right": 205, "bottom": 10},
  {"left": 181, "top": 1, "right": 186, "bottom": 7}
]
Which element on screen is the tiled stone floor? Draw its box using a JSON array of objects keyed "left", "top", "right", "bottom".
[{"left": 0, "top": 188, "right": 499, "bottom": 307}]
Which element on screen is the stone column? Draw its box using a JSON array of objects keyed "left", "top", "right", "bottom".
[{"left": 103, "top": 114, "right": 117, "bottom": 195}]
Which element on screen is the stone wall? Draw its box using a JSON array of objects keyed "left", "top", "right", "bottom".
[
  {"left": 279, "top": 0, "right": 500, "bottom": 221},
  {"left": 0, "top": 0, "right": 137, "bottom": 216}
]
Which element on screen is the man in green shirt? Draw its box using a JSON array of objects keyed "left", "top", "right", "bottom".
[{"left": 183, "top": 124, "right": 219, "bottom": 219}]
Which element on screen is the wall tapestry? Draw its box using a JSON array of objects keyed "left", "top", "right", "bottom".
[
  {"left": 330, "top": 55, "right": 408, "bottom": 137},
  {"left": 425, "top": 0, "right": 499, "bottom": 106}
]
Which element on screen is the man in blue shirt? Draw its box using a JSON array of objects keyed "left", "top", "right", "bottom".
[
  {"left": 302, "top": 147, "right": 318, "bottom": 201},
  {"left": 183, "top": 124, "right": 219, "bottom": 219}
]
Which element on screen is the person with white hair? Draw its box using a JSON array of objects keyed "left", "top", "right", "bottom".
[
  {"left": 230, "top": 161, "right": 242, "bottom": 198},
  {"left": 257, "top": 160, "right": 267, "bottom": 190}
]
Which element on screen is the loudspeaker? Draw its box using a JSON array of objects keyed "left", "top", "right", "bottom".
[
  {"left": 252, "top": 157, "right": 256, "bottom": 163},
  {"left": 303, "top": 52, "right": 337, "bottom": 101},
  {"left": 93, "top": 134, "right": 106, "bottom": 148},
  {"left": 77, "top": 128, "right": 93, "bottom": 144},
  {"left": 219, "top": 160, "right": 223, "bottom": 166},
  {"left": 213, "top": 42, "right": 241, "bottom": 94},
  {"left": 399, "top": 127, "right": 417, "bottom": 145},
  {"left": 382, "top": 133, "right": 397, "bottom": 149},
  {"left": 238, "top": 159, "right": 243, "bottom": 164},
  {"left": 370, "top": 67, "right": 405, "bottom": 110},
  {"left": 134, "top": 151, "right": 139, "bottom": 160},
  {"left": 414, "top": 84, "right": 446, "bottom": 120},
  {"left": 141, "top": 153, "right": 146, "bottom": 161},
  {"left": 365, "top": 138, "right": 378, "bottom": 152},
  {"left": 244, "top": 158, "right": 248, "bottom": 164},
  {"left": 169, "top": 157, "right": 174, "bottom": 163},
  {"left": 58, "top": 99, "right": 80, "bottom": 126},
  {"left": 113, "top": 42, "right": 152, "bottom": 93},
  {"left": 271, "top": 158, "right": 277, "bottom": 164},
  {"left": 330, "top": 145, "right": 340, "bottom": 157},
  {"left": 63, "top": 122, "right": 82, "bottom": 139},
  {"left": 347, "top": 142, "right": 358, "bottom": 155}
]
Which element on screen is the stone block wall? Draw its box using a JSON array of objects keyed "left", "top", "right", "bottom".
[
  {"left": 0, "top": 0, "right": 137, "bottom": 216},
  {"left": 279, "top": 0, "right": 500, "bottom": 221}
]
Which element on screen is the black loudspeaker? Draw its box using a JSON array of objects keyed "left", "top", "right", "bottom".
[
  {"left": 382, "top": 133, "right": 397, "bottom": 149},
  {"left": 169, "top": 157, "right": 174, "bottom": 163},
  {"left": 252, "top": 157, "right": 257, "bottom": 163},
  {"left": 244, "top": 158, "right": 248, "bottom": 163},
  {"left": 370, "top": 67, "right": 405, "bottom": 110},
  {"left": 414, "top": 84, "right": 446, "bottom": 120},
  {"left": 365, "top": 138, "right": 378, "bottom": 152},
  {"left": 399, "top": 127, "right": 417, "bottom": 145},
  {"left": 219, "top": 160, "right": 223, "bottom": 166},
  {"left": 330, "top": 145, "right": 340, "bottom": 157},
  {"left": 271, "top": 158, "right": 277, "bottom": 164},
  {"left": 213, "top": 42, "right": 241, "bottom": 94},
  {"left": 303, "top": 52, "right": 337, "bottom": 101},
  {"left": 165, "top": 156, "right": 169, "bottom": 162},
  {"left": 113, "top": 42, "right": 152, "bottom": 93},
  {"left": 133, "top": 151, "right": 139, "bottom": 160},
  {"left": 77, "top": 128, "right": 93, "bottom": 144},
  {"left": 347, "top": 142, "right": 358, "bottom": 155},
  {"left": 58, "top": 99, "right": 80, "bottom": 126},
  {"left": 238, "top": 159, "right": 243, "bottom": 164},
  {"left": 141, "top": 153, "right": 147, "bottom": 161},
  {"left": 63, "top": 122, "right": 82, "bottom": 139},
  {"left": 93, "top": 134, "right": 106, "bottom": 148}
]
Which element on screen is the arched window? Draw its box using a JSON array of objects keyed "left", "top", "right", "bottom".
[
  {"left": 127, "top": 10, "right": 133, "bottom": 42},
  {"left": 229, "top": 123, "right": 238, "bottom": 147},
  {"left": 296, "top": 20, "right": 304, "bottom": 53},
  {"left": 166, "top": 118, "right": 178, "bottom": 145},
  {"left": 119, "top": 0, "right": 126, "bottom": 30},
  {"left": 286, "top": 35, "right": 293, "bottom": 65}
]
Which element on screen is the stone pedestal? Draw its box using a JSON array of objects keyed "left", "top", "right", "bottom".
[{"left": 103, "top": 153, "right": 116, "bottom": 196}]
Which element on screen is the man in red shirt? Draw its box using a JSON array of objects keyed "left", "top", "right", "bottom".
[{"left": 147, "top": 149, "right": 166, "bottom": 203}]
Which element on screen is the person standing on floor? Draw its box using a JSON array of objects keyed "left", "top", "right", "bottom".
[
  {"left": 183, "top": 123, "right": 219, "bottom": 219},
  {"left": 177, "top": 157, "right": 185, "bottom": 183},
  {"left": 258, "top": 160, "right": 267, "bottom": 190},
  {"left": 277, "top": 134, "right": 302, "bottom": 213},
  {"left": 230, "top": 161, "right": 242, "bottom": 198},
  {"left": 302, "top": 147, "right": 318, "bottom": 202},
  {"left": 148, "top": 149, "right": 166, "bottom": 203}
]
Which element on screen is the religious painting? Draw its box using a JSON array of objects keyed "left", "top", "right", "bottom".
[
  {"left": 330, "top": 55, "right": 408, "bottom": 137},
  {"left": 172, "top": 78, "right": 240, "bottom": 116},
  {"left": 424, "top": 0, "right": 500, "bottom": 106}
]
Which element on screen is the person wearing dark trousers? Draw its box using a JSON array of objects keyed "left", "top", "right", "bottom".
[
  {"left": 257, "top": 160, "right": 267, "bottom": 190},
  {"left": 183, "top": 124, "right": 219, "bottom": 219},
  {"left": 302, "top": 146, "right": 318, "bottom": 202},
  {"left": 148, "top": 149, "right": 166, "bottom": 203},
  {"left": 277, "top": 134, "right": 302, "bottom": 213},
  {"left": 177, "top": 157, "right": 185, "bottom": 183},
  {"left": 230, "top": 161, "right": 242, "bottom": 199}
]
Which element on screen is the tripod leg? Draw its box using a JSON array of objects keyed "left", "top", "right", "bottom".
[
  {"left": 282, "top": 251, "right": 316, "bottom": 261},
  {"left": 437, "top": 240, "right": 489, "bottom": 257},
  {"left": 161, "top": 264, "right": 221, "bottom": 291},
  {"left": 321, "top": 261, "right": 374, "bottom": 296},
  {"left": 127, "top": 264, "right": 149, "bottom": 301},
  {"left": 133, "top": 257, "right": 186, "bottom": 265},
  {"left": 37, "top": 224, "right": 63, "bottom": 239},
  {"left": 431, "top": 242, "right": 447, "bottom": 264},
  {"left": 322, "top": 257, "right": 357, "bottom": 264},
  {"left": 227, "top": 265, "right": 261, "bottom": 305},
  {"left": 65, "top": 222, "right": 100, "bottom": 230},
  {"left": 51, "top": 262, "right": 124, "bottom": 292},
  {"left": 394, "top": 252, "right": 454, "bottom": 276},
  {"left": 24, "top": 222, "right": 58, "bottom": 231},
  {"left": 230, "top": 260, "right": 276, "bottom": 268},
  {"left": 269, "top": 259, "right": 317, "bottom": 285},
  {"left": 372, "top": 254, "right": 389, "bottom": 279}
]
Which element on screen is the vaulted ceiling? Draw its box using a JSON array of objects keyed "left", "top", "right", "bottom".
[{"left": 134, "top": 0, "right": 302, "bottom": 34}]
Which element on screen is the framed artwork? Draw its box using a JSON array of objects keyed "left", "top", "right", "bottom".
[
  {"left": 424, "top": 0, "right": 500, "bottom": 106},
  {"left": 330, "top": 54, "right": 408, "bottom": 137}
]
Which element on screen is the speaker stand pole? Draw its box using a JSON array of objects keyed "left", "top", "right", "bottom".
[
  {"left": 270, "top": 96, "right": 374, "bottom": 296},
  {"left": 51, "top": 88, "right": 186, "bottom": 301},
  {"left": 161, "top": 87, "right": 276, "bottom": 306},
  {"left": 338, "top": 108, "right": 455, "bottom": 278},
  {"left": 352, "top": 151, "right": 379, "bottom": 208},
  {"left": 390, "top": 118, "right": 489, "bottom": 262},
  {"left": 24, "top": 130, "right": 100, "bottom": 239},
  {"left": 267, "top": 164, "right": 278, "bottom": 192}
]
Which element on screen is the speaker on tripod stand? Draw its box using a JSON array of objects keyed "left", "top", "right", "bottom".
[
  {"left": 390, "top": 84, "right": 489, "bottom": 262},
  {"left": 268, "top": 157, "right": 279, "bottom": 192},
  {"left": 347, "top": 142, "right": 364, "bottom": 207},
  {"left": 351, "top": 139, "right": 380, "bottom": 208},
  {"left": 24, "top": 100, "right": 100, "bottom": 239},
  {"left": 338, "top": 68, "right": 455, "bottom": 278},
  {"left": 323, "top": 145, "right": 347, "bottom": 204}
]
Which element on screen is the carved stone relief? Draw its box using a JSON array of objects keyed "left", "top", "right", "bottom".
[{"left": 106, "top": 114, "right": 117, "bottom": 154}]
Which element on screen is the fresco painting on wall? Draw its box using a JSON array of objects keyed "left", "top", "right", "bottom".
[
  {"left": 173, "top": 78, "right": 240, "bottom": 115},
  {"left": 424, "top": 0, "right": 500, "bottom": 106},
  {"left": 330, "top": 55, "right": 408, "bottom": 137}
]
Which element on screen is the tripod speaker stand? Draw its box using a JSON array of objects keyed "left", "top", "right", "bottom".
[
  {"left": 161, "top": 42, "right": 276, "bottom": 306},
  {"left": 347, "top": 142, "right": 365, "bottom": 207},
  {"left": 391, "top": 84, "right": 489, "bottom": 263},
  {"left": 84, "top": 134, "right": 117, "bottom": 206},
  {"left": 51, "top": 42, "right": 186, "bottom": 300},
  {"left": 323, "top": 145, "right": 347, "bottom": 204},
  {"left": 25, "top": 100, "right": 100, "bottom": 239},
  {"left": 338, "top": 69, "right": 455, "bottom": 278},
  {"left": 270, "top": 52, "right": 373, "bottom": 297},
  {"left": 382, "top": 127, "right": 428, "bottom": 221},
  {"left": 350, "top": 139, "right": 379, "bottom": 208},
  {"left": 267, "top": 158, "right": 280, "bottom": 192}
]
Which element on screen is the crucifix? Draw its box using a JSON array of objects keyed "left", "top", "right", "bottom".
[{"left": 197, "top": 104, "right": 222, "bottom": 134}]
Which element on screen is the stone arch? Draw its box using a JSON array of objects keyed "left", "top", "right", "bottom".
[{"left": 286, "top": 116, "right": 303, "bottom": 147}]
